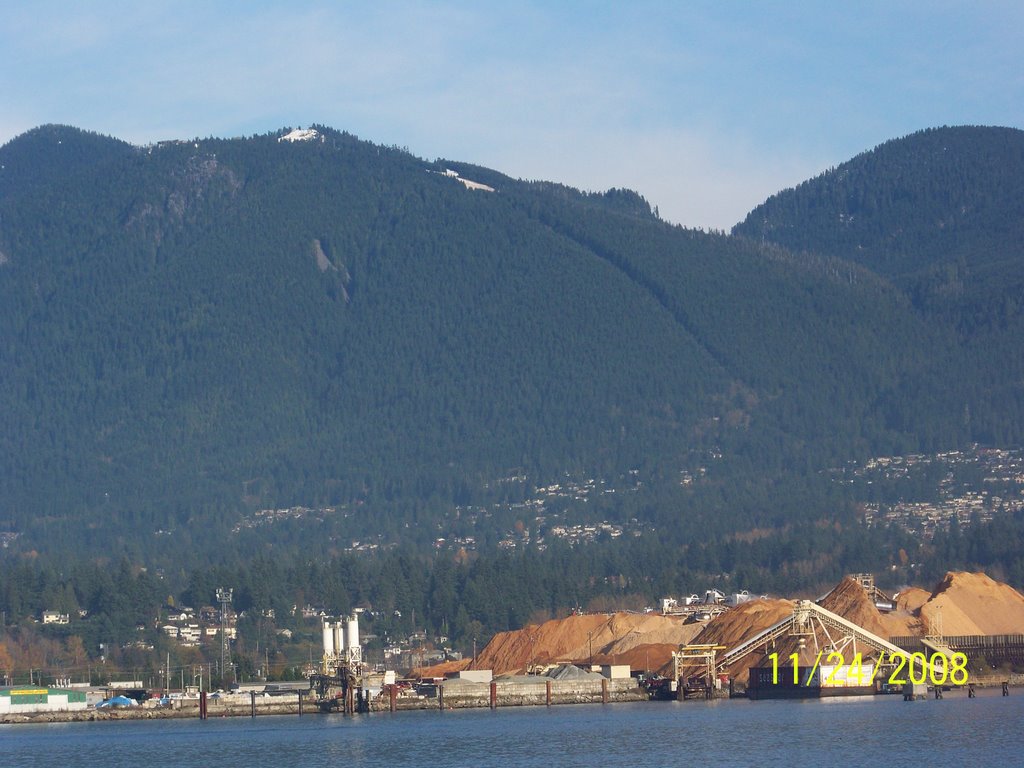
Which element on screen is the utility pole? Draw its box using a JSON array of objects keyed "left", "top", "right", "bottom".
[{"left": 217, "top": 587, "right": 233, "bottom": 687}]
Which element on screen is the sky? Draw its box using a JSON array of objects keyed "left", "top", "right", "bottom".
[{"left": 1, "top": 1, "right": 1022, "bottom": 230}]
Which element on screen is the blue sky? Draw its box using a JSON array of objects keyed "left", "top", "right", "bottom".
[{"left": 2, "top": 1, "right": 1022, "bottom": 229}]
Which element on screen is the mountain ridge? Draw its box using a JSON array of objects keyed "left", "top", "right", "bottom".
[{"left": 1, "top": 123, "right": 1021, "bottom": 564}]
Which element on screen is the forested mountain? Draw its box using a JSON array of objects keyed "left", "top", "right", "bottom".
[
  {"left": 1, "top": 124, "right": 1022, "bottom": 569},
  {"left": 734, "top": 126, "right": 1024, "bottom": 464},
  {"left": 735, "top": 126, "right": 1024, "bottom": 332}
]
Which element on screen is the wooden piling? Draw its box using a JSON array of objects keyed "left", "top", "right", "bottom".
[
  {"left": 199, "top": 690, "right": 207, "bottom": 720},
  {"left": 489, "top": 680, "right": 497, "bottom": 710},
  {"left": 298, "top": 691, "right": 304, "bottom": 715},
  {"left": 251, "top": 690, "right": 256, "bottom": 717},
  {"left": 601, "top": 678, "right": 609, "bottom": 704},
  {"left": 545, "top": 679, "right": 552, "bottom": 706},
  {"left": 439, "top": 684, "right": 445, "bottom": 711},
  {"left": 388, "top": 683, "right": 397, "bottom": 713}
]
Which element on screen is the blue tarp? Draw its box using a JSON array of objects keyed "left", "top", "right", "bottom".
[{"left": 96, "top": 695, "right": 136, "bottom": 708}]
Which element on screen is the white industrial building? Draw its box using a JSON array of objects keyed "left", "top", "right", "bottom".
[{"left": 0, "top": 687, "right": 88, "bottom": 714}]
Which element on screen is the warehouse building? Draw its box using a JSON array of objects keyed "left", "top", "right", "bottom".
[{"left": 0, "top": 687, "right": 88, "bottom": 714}]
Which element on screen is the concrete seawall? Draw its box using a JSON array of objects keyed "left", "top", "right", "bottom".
[
  {"left": 1, "top": 680, "right": 647, "bottom": 724},
  {"left": 371, "top": 678, "right": 646, "bottom": 711},
  {"left": 0, "top": 697, "right": 305, "bottom": 724}
]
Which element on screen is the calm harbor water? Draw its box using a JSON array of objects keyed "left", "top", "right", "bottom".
[{"left": 4, "top": 690, "right": 1022, "bottom": 767}]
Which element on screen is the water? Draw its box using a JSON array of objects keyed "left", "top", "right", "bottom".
[{"left": 4, "top": 691, "right": 1022, "bottom": 767}]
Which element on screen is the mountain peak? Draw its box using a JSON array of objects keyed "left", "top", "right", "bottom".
[{"left": 0, "top": 124, "right": 133, "bottom": 200}]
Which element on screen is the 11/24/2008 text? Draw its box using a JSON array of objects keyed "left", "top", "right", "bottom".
[{"left": 766, "top": 650, "right": 969, "bottom": 687}]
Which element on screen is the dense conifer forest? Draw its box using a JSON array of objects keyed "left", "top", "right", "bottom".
[{"left": 1, "top": 124, "right": 1023, "bottom": 673}]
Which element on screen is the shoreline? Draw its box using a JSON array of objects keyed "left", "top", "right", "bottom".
[
  {"left": 0, "top": 699, "right": 305, "bottom": 725},
  {"left": 5, "top": 679, "right": 1018, "bottom": 726},
  {"left": 2, "top": 683, "right": 650, "bottom": 725}
]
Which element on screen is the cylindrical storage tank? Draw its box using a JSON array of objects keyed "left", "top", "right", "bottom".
[
  {"left": 333, "top": 621, "right": 344, "bottom": 652},
  {"left": 322, "top": 621, "right": 335, "bottom": 656},
  {"left": 347, "top": 616, "right": 359, "bottom": 650}
]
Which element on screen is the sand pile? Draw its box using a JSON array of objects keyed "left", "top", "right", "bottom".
[
  {"left": 410, "top": 658, "right": 471, "bottom": 678},
  {"left": 600, "top": 613, "right": 704, "bottom": 654},
  {"left": 878, "top": 607, "right": 924, "bottom": 637},
  {"left": 594, "top": 643, "right": 688, "bottom": 673},
  {"left": 687, "top": 585, "right": 908, "bottom": 684},
  {"left": 470, "top": 612, "right": 700, "bottom": 675},
  {"left": 679, "top": 599, "right": 796, "bottom": 682},
  {"left": 675, "top": 578, "right": 926, "bottom": 684},
  {"left": 691, "top": 598, "right": 797, "bottom": 650},
  {"left": 918, "top": 571, "right": 1024, "bottom": 635},
  {"left": 878, "top": 586, "right": 930, "bottom": 636},
  {"left": 695, "top": 571, "right": 1024, "bottom": 684},
  {"left": 815, "top": 576, "right": 920, "bottom": 636},
  {"left": 417, "top": 571, "right": 1024, "bottom": 681},
  {"left": 894, "top": 586, "right": 931, "bottom": 613},
  {"left": 819, "top": 577, "right": 890, "bottom": 637},
  {"left": 471, "top": 613, "right": 608, "bottom": 674}
]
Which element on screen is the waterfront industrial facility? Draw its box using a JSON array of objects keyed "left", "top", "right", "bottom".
[{"left": 4, "top": 570, "right": 1023, "bottom": 722}]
